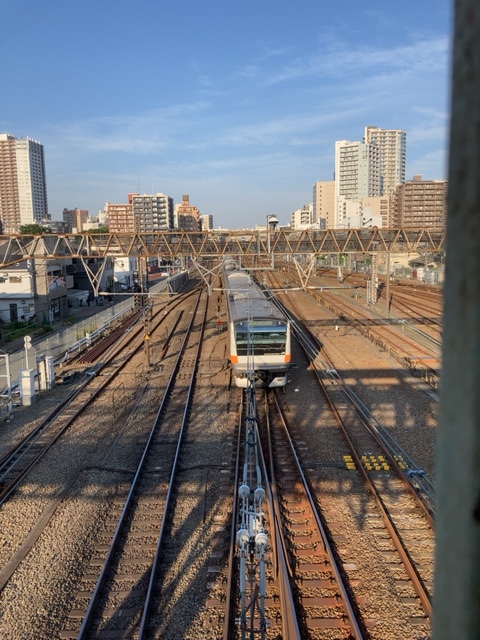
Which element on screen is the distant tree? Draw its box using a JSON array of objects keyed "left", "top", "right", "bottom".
[
  {"left": 19, "top": 224, "right": 51, "bottom": 234},
  {"left": 83, "top": 226, "right": 109, "bottom": 234}
]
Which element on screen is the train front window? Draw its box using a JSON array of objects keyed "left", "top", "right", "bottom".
[{"left": 235, "top": 321, "right": 287, "bottom": 355}]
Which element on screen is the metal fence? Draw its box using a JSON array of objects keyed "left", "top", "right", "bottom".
[{"left": 1, "top": 271, "right": 189, "bottom": 396}]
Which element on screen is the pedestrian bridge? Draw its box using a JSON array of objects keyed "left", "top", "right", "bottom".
[{"left": 0, "top": 227, "right": 446, "bottom": 268}]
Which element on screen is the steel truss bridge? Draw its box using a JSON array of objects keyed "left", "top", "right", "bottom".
[{"left": 0, "top": 227, "right": 445, "bottom": 269}]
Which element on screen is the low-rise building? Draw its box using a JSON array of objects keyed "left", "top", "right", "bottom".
[
  {"left": 395, "top": 174, "right": 447, "bottom": 227},
  {"left": 0, "top": 259, "right": 70, "bottom": 325},
  {"left": 175, "top": 194, "right": 200, "bottom": 231},
  {"left": 0, "top": 256, "right": 103, "bottom": 332},
  {"left": 291, "top": 203, "right": 314, "bottom": 229},
  {"left": 62, "top": 208, "right": 89, "bottom": 232},
  {"left": 105, "top": 199, "right": 135, "bottom": 232},
  {"left": 199, "top": 214, "right": 213, "bottom": 230},
  {"left": 0, "top": 264, "right": 36, "bottom": 323}
]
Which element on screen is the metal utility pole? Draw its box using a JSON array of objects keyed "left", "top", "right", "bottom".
[
  {"left": 367, "top": 253, "right": 378, "bottom": 304},
  {"left": 266, "top": 215, "right": 278, "bottom": 268},
  {"left": 386, "top": 251, "right": 391, "bottom": 317},
  {"left": 143, "top": 304, "right": 152, "bottom": 368}
]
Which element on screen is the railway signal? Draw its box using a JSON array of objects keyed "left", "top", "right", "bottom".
[{"left": 134, "top": 293, "right": 146, "bottom": 309}]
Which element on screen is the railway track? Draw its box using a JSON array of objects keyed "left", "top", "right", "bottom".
[
  {"left": 0, "top": 276, "right": 243, "bottom": 638},
  {"left": 281, "top": 279, "right": 436, "bottom": 512},
  {"left": 270, "top": 269, "right": 441, "bottom": 391},
  {"left": 316, "top": 268, "right": 443, "bottom": 344},
  {"left": 386, "top": 287, "right": 443, "bottom": 328},
  {"left": 0, "top": 287, "right": 200, "bottom": 507},
  {"left": 311, "top": 357, "right": 434, "bottom": 617},
  {"left": 0, "top": 264, "right": 438, "bottom": 638},
  {"left": 0, "top": 288, "right": 206, "bottom": 599},
  {"left": 0, "top": 362, "right": 122, "bottom": 507},
  {"left": 275, "top": 293, "right": 435, "bottom": 628},
  {"left": 61, "top": 287, "right": 208, "bottom": 639},
  {"left": 261, "top": 390, "right": 364, "bottom": 638},
  {"left": 76, "top": 310, "right": 142, "bottom": 363},
  {"left": 217, "top": 386, "right": 364, "bottom": 639}
]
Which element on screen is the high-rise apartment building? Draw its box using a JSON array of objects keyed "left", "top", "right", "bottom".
[
  {"left": 364, "top": 126, "right": 406, "bottom": 196},
  {"left": 335, "top": 140, "right": 381, "bottom": 201},
  {"left": 0, "top": 133, "right": 48, "bottom": 233},
  {"left": 395, "top": 174, "right": 447, "bottom": 227},
  {"left": 334, "top": 140, "right": 381, "bottom": 227},
  {"left": 131, "top": 193, "right": 174, "bottom": 231},
  {"left": 313, "top": 181, "right": 335, "bottom": 228}
]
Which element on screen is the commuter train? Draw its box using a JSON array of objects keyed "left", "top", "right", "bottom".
[{"left": 223, "top": 261, "right": 291, "bottom": 388}]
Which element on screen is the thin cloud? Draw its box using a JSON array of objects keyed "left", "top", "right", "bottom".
[
  {"left": 46, "top": 103, "right": 211, "bottom": 155},
  {"left": 254, "top": 35, "right": 449, "bottom": 85},
  {"left": 218, "top": 106, "right": 361, "bottom": 147}
]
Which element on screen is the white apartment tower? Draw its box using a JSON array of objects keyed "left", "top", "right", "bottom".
[
  {"left": 334, "top": 140, "right": 381, "bottom": 227},
  {"left": 335, "top": 140, "right": 381, "bottom": 201},
  {"left": 0, "top": 133, "right": 48, "bottom": 233},
  {"left": 364, "top": 126, "right": 406, "bottom": 196}
]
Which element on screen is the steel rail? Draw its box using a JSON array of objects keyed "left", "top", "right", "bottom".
[
  {"left": 260, "top": 393, "right": 310, "bottom": 639},
  {"left": 267, "top": 392, "right": 366, "bottom": 639},
  {"left": 76, "top": 286, "right": 206, "bottom": 639},
  {"left": 265, "top": 274, "right": 434, "bottom": 619},
  {"left": 290, "top": 317, "right": 434, "bottom": 619},
  {"left": 138, "top": 287, "right": 209, "bottom": 637},
  {"left": 267, "top": 275, "right": 437, "bottom": 515},
  {"left": 325, "top": 367, "right": 436, "bottom": 518},
  {"left": 222, "top": 392, "right": 244, "bottom": 640},
  {"left": 311, "top": 360, "right": 433, "bottom": 618},
  {"left": 0, "top": 287, "right": 198, "bottom": 506}
]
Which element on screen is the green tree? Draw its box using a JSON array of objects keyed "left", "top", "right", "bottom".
[
  {"left": 83, "top": 226, "right": 109, "bottom": 234},
  {"left": 19, "top": 223, "right": 51, "bottom": 234}
]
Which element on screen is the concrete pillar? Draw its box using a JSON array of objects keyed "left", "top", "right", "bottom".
[
  {"left": 434, "top": 2, "right": 480, "bottom": 638},
  {"left": 19, "top": 369, "right": 36, "bottom": 406}
]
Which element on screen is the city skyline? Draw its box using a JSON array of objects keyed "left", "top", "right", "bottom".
[{"left": 1, "top": 0, "right": 451, "bottom": 229}]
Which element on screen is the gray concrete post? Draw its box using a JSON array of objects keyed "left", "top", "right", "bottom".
[{"left": 434, "top": 2, "right": 480, "bottom": 637}]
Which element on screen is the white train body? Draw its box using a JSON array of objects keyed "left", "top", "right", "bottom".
[{"left": 224, "top": 263, "right": 291, "bottom": 388}]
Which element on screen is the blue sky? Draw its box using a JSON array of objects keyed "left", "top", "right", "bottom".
[{"left": 1, "top": 0, "right": 452, "bottom": 229}]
